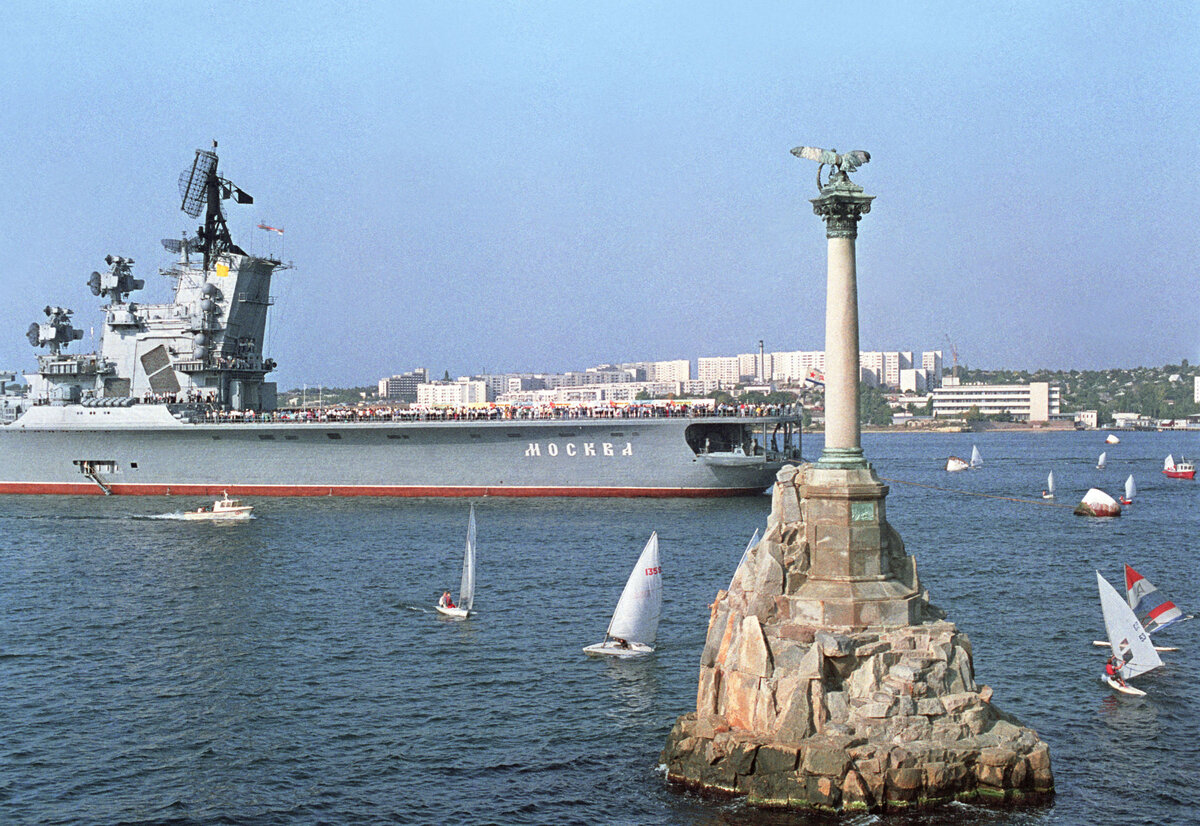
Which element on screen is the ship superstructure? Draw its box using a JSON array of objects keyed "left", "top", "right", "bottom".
[
  {"left": 1, "top": 145, "right": 800, "bottom": 497},
  {"left": 26, "top": 144, "right": 282, "bottom": 411}
]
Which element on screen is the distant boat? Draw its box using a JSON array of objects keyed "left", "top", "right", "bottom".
[
  {"left": 584, "top": 532, "right": 662, "bottom": 657},
  {"left": 180, "top": 491, "right": 253, "bottom": 520},
  {"left": 1097, "top": 451, "right": 1107, "bottom": 470},
  {"left": 1097, "top": 571, "right": 1162, "bottom": 695},
  {"left": 1105, "top": 434, "right": 1120, "bottom": 444},
  {"left": 1163, "top": 454, "right": 1196, "bottom": 480},
  {"left": 1042, "top": 471, "right": 1056, "bottom": 500},
  {"left": 970, "top": 445, "right": 983, "bottom": 468},
  {"left": 1074, "top": 488, "right": 1121, "bottom": 517},
  {"left": 728, "top": 528, "right": 760, "bottom": 591},
  {"left": 1120, "top": 474, "right": 1136, "bottom": 505},
  {"left": 436, "top": 505, "right": 476, "bottom": 619},
  {"left": 945, "top": 456, "right": 969, "bottom": 472}
]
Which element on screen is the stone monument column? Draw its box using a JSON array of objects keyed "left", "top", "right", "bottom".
[
  {"left": 812, "top": 172, "right": 871, "bottom": 468},
  {"left": 659, "top": 146, "right": 1054, "bottom": 814}
]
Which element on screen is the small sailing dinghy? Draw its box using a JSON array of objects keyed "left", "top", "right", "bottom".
[
  {"left": 1093, "top": 564, "right": 1191, "bottom": 652},
  {"left": 1097, "top": 571, "right": 1162, "bottom": 695},
  {"left": 1097, "top": 451, "right": 1107, "bottom": 470},
  {"left": 1042, "top": 471, "right": 1056, "bottom": 500},
  {"left": 436, "top": 504, "right": 476, "bottom": 619},
  {"left": 1105, "top": 433, "right": 1120, "bottom": 445},
  {"left": 1120, "top": 475, "right": 1136, "bottom": 505},
  {"left": 584, "top": 532, "right": 662, "bottom": 657},
  {"left": 945, "top": 456, "right": 969, "bottom": 472},
  {"left": 970, "top": 445, "right": 983, "bottom": 469}
]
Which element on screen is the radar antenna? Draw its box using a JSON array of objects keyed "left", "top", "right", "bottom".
[
  {"left": 87, "top": 255, "right": 144, "bottom": 304},
  {"left": 176, "top": 141, "right": 254, "bottom": 269},
  {"left": 27, "top": 306, "right": 83, "bottom": 355}
]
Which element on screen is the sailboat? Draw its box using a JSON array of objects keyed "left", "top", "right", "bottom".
[
  {"left": 436, "top": 504, "right": 476, "bottom": 619},
  {"left": 1093, "top": 564, "right": 1190, "bottom": 652},
  {"left": 1097, "top": 571, "right": 1162, "bottom": 696},
  {"left": 584, "top": 532, "right": 662, "bottom": 657},
  {"left": 1042, "top": 471, "right": 1056, "bottom": 500},
  {"left": 1120, "top": 475, "right": 1136, "bottom": 505},
  {"left": 1097, "top": 451, "right": 1107, "bottom": 470},
  {"left": 970, "top": 445, "right": 983, "bottom": 469},
  {"left": 728, "top": 528, "right": 761, "bottom": 590}
]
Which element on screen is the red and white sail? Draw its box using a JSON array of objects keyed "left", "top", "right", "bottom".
[{"left": 1125, "top": 564, "right": 1185, "bottom": 634}]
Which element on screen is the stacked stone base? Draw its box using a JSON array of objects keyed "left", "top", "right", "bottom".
[
  {"left": 661, "top": 465, "right": 1053, "bottom": 813},
  {"left": 661, "top": 623, "right": 1053, "bottom": 812}
]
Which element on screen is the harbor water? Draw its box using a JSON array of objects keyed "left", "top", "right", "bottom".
[{"left": 2, "top": 430, "right": 1197, "bottom": 824}]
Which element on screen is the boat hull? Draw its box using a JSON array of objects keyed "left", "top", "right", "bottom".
[
  {"left": 583, "top": 641, "right": 654, "bottom": 657},
  {"left": 0, "top": 413, "right": 793, "bottom": 497},
  {"left": 1163, "top": 469, "right": 1195, "bottom": 479}
]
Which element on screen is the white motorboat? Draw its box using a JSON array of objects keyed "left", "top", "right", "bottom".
[{"left": 180, "top": 491, "right": 253, "bottom": 520}]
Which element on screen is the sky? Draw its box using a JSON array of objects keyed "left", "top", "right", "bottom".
[{"left": 1, "top": 1, "right": 1197, "bottom": 389}]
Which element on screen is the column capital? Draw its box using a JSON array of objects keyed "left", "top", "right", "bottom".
[{"left": 811, "top": 173, "right": 874, "bottom": 239}]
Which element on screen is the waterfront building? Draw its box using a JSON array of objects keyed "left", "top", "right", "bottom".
[
  {"left": 931, "top": 381, "right": 1061, "bottom": 421},
  {"left": 378, "top": 368, "right": 428, "bottom": 402},
  {"left": 1075, "top": 409, "right": 1098, "bottom": 429}
]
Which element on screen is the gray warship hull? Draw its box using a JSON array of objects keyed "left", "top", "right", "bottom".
[{"left": 0, "top": 409, "right": 794, "bottom": 496}]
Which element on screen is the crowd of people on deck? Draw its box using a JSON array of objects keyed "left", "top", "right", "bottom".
[{"left": 199, "top": 401, "right": 797, "bottom": 424}]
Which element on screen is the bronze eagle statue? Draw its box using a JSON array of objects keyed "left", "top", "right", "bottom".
[{"left": 790, "top": 146, "right": 871, "bottom": 174}]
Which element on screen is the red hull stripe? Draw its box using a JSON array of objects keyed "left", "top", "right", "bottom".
[{"left": 0, "top": 481, "right": 764, "bottom": 498}]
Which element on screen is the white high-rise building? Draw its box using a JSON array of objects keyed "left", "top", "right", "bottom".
[
  {"left": 417, "top": 380, "right": 487, "bottom": 406},
  {"left": 922, "top": 351, "right": 944, "bottom": 389},
  {"left": 698, "top": 356, "right": 741, "bottom": 387}
]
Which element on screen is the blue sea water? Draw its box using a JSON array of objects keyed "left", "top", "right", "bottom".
[{"left": 1, "top": 430, "right": 1198, "bottom": 825}]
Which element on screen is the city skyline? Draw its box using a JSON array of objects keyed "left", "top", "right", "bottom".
[{"left": 1, "top": 4, "right": 1196, "bottom": 390}]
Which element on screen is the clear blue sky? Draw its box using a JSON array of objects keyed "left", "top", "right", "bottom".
[{"left": 1, "top": 1, "right": 1196, "bottom": 388}]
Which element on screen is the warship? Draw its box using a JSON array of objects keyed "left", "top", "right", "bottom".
[{"left": 0, "top": 145, "right": 800, "bottom": 497}]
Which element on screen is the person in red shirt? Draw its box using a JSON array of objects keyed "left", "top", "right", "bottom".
[
  {"left": 1105, "top": 655, "right": 1127, "bottom": 687},
  {"left": 439, "top": 591, "right": 455, "bottom": 610}
]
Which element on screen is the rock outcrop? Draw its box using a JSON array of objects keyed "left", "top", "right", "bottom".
[{"left": 661, "top": 464, "right": 1054, "bottom": 813}]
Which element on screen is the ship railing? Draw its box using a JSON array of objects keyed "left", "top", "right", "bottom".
[{"left": 199, "top": 403, "right": 803, "bottom": 425}]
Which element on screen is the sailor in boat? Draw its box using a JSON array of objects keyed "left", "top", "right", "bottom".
[
  {"left": 439, "top": 591, "right": 456, "bottom": 610},
  {"left": 614, "top": 638, "right": 629, "bottom": 649},
  {"left": 1104, "top": 655, "right": 1128, "bottom": 690}
]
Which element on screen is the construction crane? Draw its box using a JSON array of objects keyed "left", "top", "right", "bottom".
[{"left": 944, "top": 335, "right": 959, "bottom": 382}]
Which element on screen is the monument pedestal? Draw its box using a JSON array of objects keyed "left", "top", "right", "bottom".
[{"left": 660, "top": 466, "right": 1055, "bottom": 812}]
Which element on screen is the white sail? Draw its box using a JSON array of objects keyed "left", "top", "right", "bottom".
[
  {"left": 729, "top": 528, "right": 761, "bottom": 590},
  {"left": 607, "top": 532, "right": 662, "bottom": 646},
  {"left": 1097, "top": 451, "right": 1107, "bottom": 469},
  {"left": 1097, "top": 571, "right": 1162, "bottom": 680},
  {"left": 1124, "top": 475, "right": 1136, "bottom": 501},
  {"left": 1047, "top": 471, "right": 1055, "bottom": 495},
  {"left": 458, "top": 504, "right": 476, "bottom": 611},
  {"left": 1164, "top": 454, "right": 1175, "bottom": 471},
  {"left": 970, "top": 445, "right": 982, "bottom": 468}
]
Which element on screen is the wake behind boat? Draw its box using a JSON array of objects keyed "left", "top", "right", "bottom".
[
  {"left": 436, "top": 505, "right": 477, "bottom": 619},
  {"left": 584, "top": 532, "right": 662, "bottom": 657},
  {"left": 180, "top": 491, "right": 253, "bottom": 520}
]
